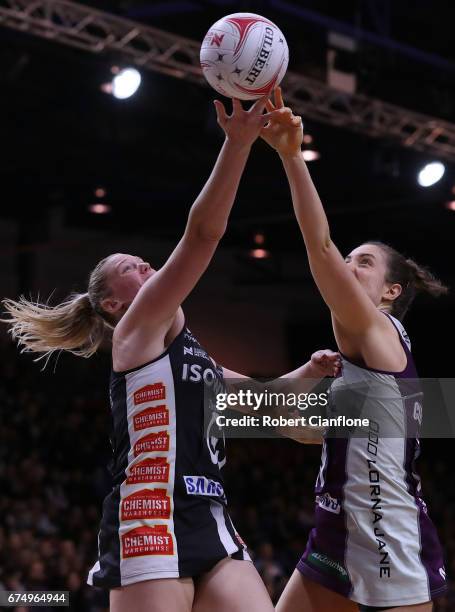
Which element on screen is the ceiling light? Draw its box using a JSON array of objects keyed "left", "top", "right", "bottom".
[
  {"left": 111, "top": 68, "right": 141, "bottom": 100},
  {"left": 417, "top": 162, "right": 445, "bottom": 187},
  {"left": 302, "top": 149, "right": 320, "bottom": 162}
]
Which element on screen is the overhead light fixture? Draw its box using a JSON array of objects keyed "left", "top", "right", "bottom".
[
  {"left": 112, "top": 68, "right": 141, "bottom": 99},
  {"left": 253, "top": 232, "right": 265, "bottom": 246},
  {"left": 94, "top": 187, "right": 106, "bottom": 198},
  {"left": 302, "top": 149, "right": 320, "bottom": 162},
  {"left": 417, "top": 162, "right": 445, "bottom": 187},
  {"left": 88, "top": 203, "right": 111, "bottom": 214},
  {"left": 445, "top": 201, "right": 455, "bottom": 211},
  {"left": 101, "top": 67, "right": 142, "bottom": 99},
  {"left": 249, "top": 248, "right": 270, "bottom": 259}
]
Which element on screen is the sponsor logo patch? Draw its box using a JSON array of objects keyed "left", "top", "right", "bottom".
[
  {"left": 133, "top": 383, "right": 166, "bottom": 405},
  {"left": 134, "top": 431, "right": 169, "bottom": 456},
  {"left": 184, "top": 346, "right": 209, "bottom": 359},
  {"left": 316, "top": 492, "right": 341, "bottom": 515},
  {"left": 126, "top": 458, "right": 170, "bottom": 484},
  {"left": 183, "top": 475, "right": 225, "bottom": 499},
  {"left": 122, "top": 525, "right": 173, "bottom": 558},
  {"left": 306, "top": 552, "right": 349, "bottom": 583},
  {"left": 134, "top": 405, "right": 169, "bottom": 431},
  {"left": 121, "top": 488, "right": 171, "bottom": 520}
]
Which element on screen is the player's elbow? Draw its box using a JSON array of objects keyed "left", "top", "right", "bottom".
[
  {"left": 196, "top": 223, "right": 226, "bottom": 242},
  {"left": 306, "top": 231, "right": 333, "bottom": 259},
  {"left": 186, "top": 221, "right": 226, "bottom": 243},
  {"left": 187, "top": 211, "right": 226, "bottom": 242}
]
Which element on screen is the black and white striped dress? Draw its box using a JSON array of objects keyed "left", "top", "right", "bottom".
[{"left": 87, "top": 325, "right": 249, "bottom": 588}]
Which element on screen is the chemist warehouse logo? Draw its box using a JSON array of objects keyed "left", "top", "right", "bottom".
[
  {"left": 133, "top": 383, "right": 166, "bottom": 405},
  {"left": 126, "top": 457, "right": 170, "bottom": 484},
  {"left": 121, "top": 488, "right": 171, "bottom": 521},
  {"left": 122, "top": 525, "right": 173, "bottom": 558},
  {"left": 134, "top": 431, "right": 169, "bottom": 456},
  {"left": 133, "top": 405, "right": 169, "bottom": 431}
]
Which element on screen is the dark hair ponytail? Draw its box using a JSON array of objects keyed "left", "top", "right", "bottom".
[{"left": 365, "top": 241, "right": 448, "bottom": 320}]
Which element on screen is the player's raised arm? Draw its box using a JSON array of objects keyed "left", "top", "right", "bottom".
[
  {"left": 222, "top": 349, "right": 340, "bottom": 383},
  {"left": 222, "top": 349, "right": 339, "bottom": 429},
  {"left": 116, "top": 97, "right": 276, "bottom": 335},
  {"left": 261, "top": 88, "right": 384, "bottom": 336}
]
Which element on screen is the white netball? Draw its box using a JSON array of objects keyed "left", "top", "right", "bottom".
[{"left": 200, "top": 13, "right": 289, "bottom": 100}]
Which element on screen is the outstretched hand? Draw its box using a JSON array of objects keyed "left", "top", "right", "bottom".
[
  {"left": 260, "top": 87, "right": 303, "bottom": 157},
  {"left": 214, "top": 96, "right": 279, "bottom": 150}
]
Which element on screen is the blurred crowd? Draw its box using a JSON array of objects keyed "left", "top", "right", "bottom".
[{"left": 0, "top": 339, "right": 453, "bottom": 611}]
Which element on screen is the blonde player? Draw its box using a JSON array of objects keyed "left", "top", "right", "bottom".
[{"left": 2, "top": 97, "right": 339, "bottom": 612}]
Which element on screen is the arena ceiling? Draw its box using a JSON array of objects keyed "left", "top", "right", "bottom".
[{"left": 1, "top": 0, "right": 454, "bottom": 282}]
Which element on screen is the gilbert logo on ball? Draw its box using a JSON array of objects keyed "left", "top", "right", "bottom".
[{"left": 200, "top": 13, "right": 289, "bottom": 100}]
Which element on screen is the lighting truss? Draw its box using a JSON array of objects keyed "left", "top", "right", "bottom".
[{"left": 1, "top": 0, "right": 455, "bottom": 161}]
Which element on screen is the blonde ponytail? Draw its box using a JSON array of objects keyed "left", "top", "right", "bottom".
[
  {"left": 1, "top": 254, "right": 116, "bottom": 366},
  {"left": 2, "top": 293, "right": 109, "bottom": 364}
]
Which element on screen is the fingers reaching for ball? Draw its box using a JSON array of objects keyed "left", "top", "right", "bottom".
[
  {"left": 232, "top": 97, "right": 243, "bottom": 115},
  {"left": 265, "top": 88, "right": 301, "bottom": 126},
  {"left": 213, "top": 95, "right": 284, "bottom": 148},
  {"left": 260, "top": 93, "right": 304, "bottom": 157},
  {"left": 249, "top": 95, "right": 267, "bottom": 114},
  {"left": 274, "top": 86, "right": 285, "bottom": 109},
  {"left": 265, "top": 87, "right": 285, "bottom": 112},
  {"left": 213, "top": 99, "right": 228, "bottom": 128}
]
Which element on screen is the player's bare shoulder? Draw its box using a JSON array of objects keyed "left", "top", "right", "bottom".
[{"left": 359, "top": 313, "right": 407, "bottom": 372}]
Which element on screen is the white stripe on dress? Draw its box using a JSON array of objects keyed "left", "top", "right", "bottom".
[
  {"left": 209, "top": 500, "right": 240, "bottom": 556},
  {"left": 87, "top": 560, "right": 100, "bottom": 585},
  {"left": 119, "top": 354, "right": 179, "bottom": 584}
]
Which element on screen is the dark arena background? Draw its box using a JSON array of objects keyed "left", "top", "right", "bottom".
[{"left": 0, "top": 1, "right": 454, "bottom": 610}]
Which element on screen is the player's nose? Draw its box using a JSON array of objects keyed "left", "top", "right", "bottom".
[
  {"left": 346, "top": 263, "right": 359, "bottom": 279},
  {"left": 139, "top": 262, "right": 151, "bottom": 274}
]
